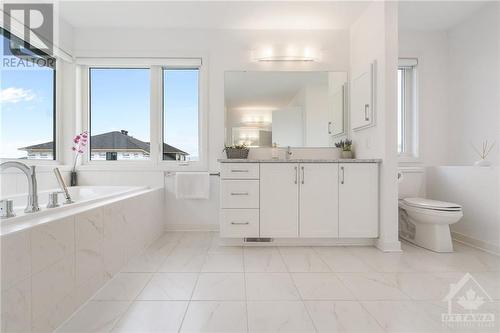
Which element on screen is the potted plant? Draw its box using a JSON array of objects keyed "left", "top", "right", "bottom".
[
  {"left": 70, "top": 131, "right": 89, "bottom": 186},
  {"left": 223, "top": 144, "right": 250, "bottom": 159},
  {"left": 335, "top": 139, "right": 353, "bottom": 159}
]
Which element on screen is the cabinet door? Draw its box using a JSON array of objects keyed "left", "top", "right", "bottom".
[
  {"left": 299, "top": 163, "right": 339, "bottom": 237},
  {"left": 351, "top": 62, "right": 375, "bottom": 131},
  {"left": 339, "top": 163, "right": 378, "bottom": 238},
  {"left": 260, "top": 163, "right": 299, "bottom": 237}
]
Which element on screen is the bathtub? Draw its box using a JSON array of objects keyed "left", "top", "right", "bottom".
[
  {"left": 1, "top": 186, "right": 149, "bottom": 228},
  {"left": 1, "top": 185, "right": 165, "bottom": 332}
]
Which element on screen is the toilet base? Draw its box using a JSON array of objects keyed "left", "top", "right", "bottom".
[
  {"left": 401, "top": 220, "right": 454, "bottom": 253},
  {"left": 399, "top": 208, "right": 453, "bottom": 252}
]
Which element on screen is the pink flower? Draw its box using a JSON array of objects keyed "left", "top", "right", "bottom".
[{"left": 71, "top": 131, "right": 89, "bottom": 170}]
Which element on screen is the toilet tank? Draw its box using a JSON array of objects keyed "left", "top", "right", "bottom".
[{"left": 398, "top": 167, "right": 426, "bottom": 199}]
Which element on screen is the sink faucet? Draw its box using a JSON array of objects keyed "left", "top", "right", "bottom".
[
  {"left": 286, "top": 146, "right": 293, "bottom": 160},
  {"left": 0, "top": 161, "right": 40, "bottom": 213}
]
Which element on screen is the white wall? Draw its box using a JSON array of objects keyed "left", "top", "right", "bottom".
[
  {"left": 446, "top": 2, "right": 500, "bottom": 166},
  {"left": 349, "top": 1, "right": 401, "bottom": 251},
  {"left": 426, "top": 166, "right": 500, "bottom": 253},
  {"left": 71, "top": 28, "right": 350, "bottom": 229},
  {"left": 399, "top": 3, "right": 499, "bottom": 167}
]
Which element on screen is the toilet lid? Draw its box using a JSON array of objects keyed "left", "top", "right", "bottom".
[{"left": 402, "top": 197, "right": 462, "bottom": 211}]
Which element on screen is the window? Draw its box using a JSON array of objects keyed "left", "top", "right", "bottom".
[
  {"left": 1, "top": 29, "right": 56, "bottom": 160},
  {"left": 105, "top": 152, "right": 117, "bottom": 160},
  {"left": 89, "top": 68, "right": 150, "bottom": 161},
  {"left": 398, "top": 58, "right": 418, "bottom": 159},
  {"left": 163, "top": 68, "right": 199, "bottom": 161},
  {"left": 82, "top": 58, "right": 204, "bottom": 168}
]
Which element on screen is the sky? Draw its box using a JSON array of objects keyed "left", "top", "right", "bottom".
[
  {"left": 1, "top": 31, "right": 55, "bottom": 159},
  {"left": 1, "top": 31, "right": 199, "bottom": 160}
]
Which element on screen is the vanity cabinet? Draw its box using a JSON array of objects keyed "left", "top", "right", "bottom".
[
  {"left": 219, "top": 160, "right": 379, "bottom": 240},
  {"left": 299, "top": 163, "right": 339, "bottom": 237},
  {"left": 260, "top": 163, "right": 299, "bottom": 237},
  {"left": 260, "top": 163, "right": 340, "bottom": 238},
  {"left": 338, "top": 163, "right": 378, "bottom": 237},
  {"left": 220, "top": 163, "right": 260, "bottom": 238}
]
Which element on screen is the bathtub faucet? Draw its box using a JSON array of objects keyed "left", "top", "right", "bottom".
[
  {"left": 53, "top": 168, "right": 74, "bottom": 204},
  {"left": 0, "top": 161, "right": 40, "bottom": 213}
]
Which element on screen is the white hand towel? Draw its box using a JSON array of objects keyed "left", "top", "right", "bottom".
[{"left": 175, "top": 172, "right": 210, "bottom": 199}]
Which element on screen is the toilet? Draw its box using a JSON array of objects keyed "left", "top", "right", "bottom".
[{"left": 398, "top": 197, "right": 463, "bottom": 252}]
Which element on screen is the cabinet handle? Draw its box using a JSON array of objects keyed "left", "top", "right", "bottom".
[
  {"left": 340, "top": 166, "right": 345, "bottom": 184},
  {"left": 364, "top": 104, "right": 370, "bottom": 121},
  {"left": 301, "top": 166, "right": 305, "bottom": 184},
  {"left": 231, "top": 221, "right": 250, "bottom": 225},
  {"left": 230, "top": 192, "right": 249, "bottom": 196},
  {"left": 328, "top": 121, "right": 333, "bottom": 135},
  {"left": 231, "top": 169, "right": 248, "bottom": 173},
  {"left": 294, "top": 166, "right": 298, "bottom": 184}
]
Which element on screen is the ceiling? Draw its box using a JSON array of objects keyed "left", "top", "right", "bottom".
[
  {"left": 59, "top": 1, "right": 371, "bottom": 30},
  {"left": 398, "top": 1, "right": 488, "bottom": 31}
]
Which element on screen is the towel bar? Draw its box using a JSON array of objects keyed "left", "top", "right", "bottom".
[{"left": 164, "top": 171, "right": 220, "bottom": 177}]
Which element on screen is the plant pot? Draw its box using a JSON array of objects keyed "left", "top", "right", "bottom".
[
  {"left": 341, "top": 150, "right": 353, "bottom": 159},
  {"left": 225, "top": 148, "right": 250, "bottom": 159},
  {"left": 70, "top": 171, "right": 78, "bottom": 186}
]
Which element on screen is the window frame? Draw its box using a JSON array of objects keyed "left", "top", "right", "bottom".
[
  {"left": 398, "top": 58, "right": 420, "bottom": 163},
  {"left": 160, "top": 66, "right": 203, "bottom": 166},
  {"left": 78, "top": 57, "right": 207, "bottom": 171},
  {"left": 87, "top": 66, "right": 152, "bottom": 163},
  {"left": 0, "top": 29, "right": 61, "bottom": 165}
]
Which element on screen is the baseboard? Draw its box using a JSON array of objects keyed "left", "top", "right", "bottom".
[
  {"left": 375, "top": 239, "right": 402, "bottom": 252},
  {"left": 451, "top": 231, "right": 500, "bottom": 256},
  {"left": 164, "top": 224, "right": 219, "bottom": 232}
]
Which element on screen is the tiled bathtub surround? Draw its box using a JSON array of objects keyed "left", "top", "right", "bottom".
[{"left": 0, "top": 188, "right": 164, "bottom": 333}]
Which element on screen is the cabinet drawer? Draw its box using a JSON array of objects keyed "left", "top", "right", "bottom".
[
  {"left": 221, "top": 163, "right": 259, "bottom": 179},
  {"left": 221, "top": 180, "right": 259, "bottom": 208},
  {"left": 220, "top": 209, "right": 259, "bottom": 238}
]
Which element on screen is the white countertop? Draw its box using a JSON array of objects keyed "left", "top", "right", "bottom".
[{"left": 218, "top": 158, "right": 382, "bottom": 163}]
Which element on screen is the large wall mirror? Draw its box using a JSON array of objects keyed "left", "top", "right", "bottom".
[{"left": 225, "top": 71, "right": 348, "bottom": 148}]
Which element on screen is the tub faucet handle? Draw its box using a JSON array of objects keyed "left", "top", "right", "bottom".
[
  {"left": 47, "top": 192, "right": 62, "bottom": 208},
  {"left": 0, "top": 199, "right": 16, "bottom": 219}
]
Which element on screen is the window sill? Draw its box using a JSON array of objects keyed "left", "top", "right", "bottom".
[{"left": 77, "top": 160, "right": 207, "bottom": 172}]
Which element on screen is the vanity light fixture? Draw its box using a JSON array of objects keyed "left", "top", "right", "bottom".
[{"left": 252, "top": 46, "right": 320, "bottom": 62}]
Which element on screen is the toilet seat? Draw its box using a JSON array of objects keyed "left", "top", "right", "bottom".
[{"left": 401, "top": 197, "right": 462, "bottom": 212}]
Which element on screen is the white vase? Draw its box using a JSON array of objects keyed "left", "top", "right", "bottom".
[{"left": 474, "top": 159, "right": 491, "bottom": 167}]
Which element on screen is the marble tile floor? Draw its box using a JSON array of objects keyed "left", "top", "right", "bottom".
[{"left": 56, "top": 231, "right": 500, "bottom": 333}]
